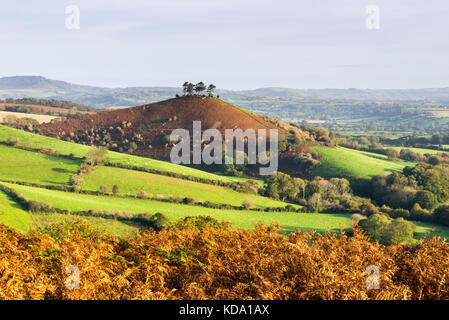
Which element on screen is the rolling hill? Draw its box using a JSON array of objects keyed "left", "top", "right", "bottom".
[
  {"left": 2, "top": 76, "right": 449, "bottom": 108},
  {"left": 36, "top": 96, "right": 310, "bottom": 161}
]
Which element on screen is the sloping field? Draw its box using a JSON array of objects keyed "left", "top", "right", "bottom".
[
  {"left": 81, "top": 166, "right": 288, "bottom": 209},
  {"left": 391, "top": 146, "right": 449, "bottom": 155},
  {"left": 312, "top": 146, "right": 413, "bottom": 179},
  {"left": 4, "top": 183, "right": 351, "bottom": 234},
  {"left": 0, "top": 145, "right": 79, "bottom": 185},
  {"left": 0, "top": 111, "right": 59, "bottom": 124},
  {"left": 0, "top": 190, "right": 32, "bottom": 232},
  {"left": 0, "top": 125, "right": 235, "bottom": 182}
]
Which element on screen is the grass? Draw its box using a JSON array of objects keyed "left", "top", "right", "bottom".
[
  {"left": 4, "top": 182, "right": 351, "bottom": 234},
  {"left": 312, "top": 146, "right": 414, "bottom": 179},
  {"left": 31, "top": 212, "right": 140, "bottom": 237},
  {"left": 0, "top": 190, "right": 33, "bottom": 232},
  {"left": 81, "top": 166, "right": 292, "bottom": 209},
  {"left": 0, "top": 145, "right": 79, "bottom": 185},
  {"left": 0, "top": 125, "right": 236, "bottom": 182},
  {"left": 0, "top": 111, "right": 58, "bottom": 124},
  {"left": 413, "top": 221, "right": 449, "bottom": 240},
  {"left": 390, "top": 146, "right": 449, "bottom": 155}
]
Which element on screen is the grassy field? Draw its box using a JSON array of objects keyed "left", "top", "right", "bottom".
[
  {"left": 312, "top": 146, "right": 413, "bottom": 179},
  {"left": 81, "top": 166, "right": 290, "bottom": 209},
  {"left": 4, "top": 182, "right": 350, "bottom": 234},
  {"left": 0, "top": 111, "right": 59, "bottom": 124},
  {"left": 390, "top": 146, "right": 449, "bottom": 155},
  {"left": 0, "top": 145, "right": 79, "bottom": 185},
  {"left": 413, "top": 221, "right": 449, "bottom": 240},
  {"left": 0, "top": 125, "right": 236, "bottom": 182},
  {"left": 0, "top": 190, "right": 33, "bottom": 232}
]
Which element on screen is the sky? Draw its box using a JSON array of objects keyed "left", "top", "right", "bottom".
[{"left": 0, "top": 0, "right": 448, "bottom": 90}]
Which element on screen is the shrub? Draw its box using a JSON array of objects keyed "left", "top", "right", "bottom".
[
  {"left": 5, "top": 136, "right": 20, "bottom": 146},
  {"left": 381, "top": 218, "right": 415, "bottom": 245},
  {"left": 169, "top": 216, "right": 233, "bottom": 232},
  {"left": 242, "top": 198, "right": 254, "bottom": 209}
]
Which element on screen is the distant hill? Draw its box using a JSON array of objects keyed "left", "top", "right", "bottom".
[{"left": 1, "top": 76, "right": 449, "bottom": 109}]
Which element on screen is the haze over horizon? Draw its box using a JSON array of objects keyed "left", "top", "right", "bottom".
[{"left": 1, "top": 0, "right": 448, "bottom": 90}]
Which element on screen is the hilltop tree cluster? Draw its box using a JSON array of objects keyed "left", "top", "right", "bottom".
[{"left": 180, "top": 82, "right": 217, "bottom": 98}]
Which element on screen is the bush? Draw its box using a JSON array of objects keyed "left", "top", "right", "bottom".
[
  {"left": 169, "top": 216, "right": 233, "bottom": 232},
  {"left": 41, "top": 217, "right": 103, "bottom": 242},
  {"left": 381, "top": 218, "right": 415, "bottom": 245},
  {"left": 434, "top": 204, "right": 449, "bottom": 227},
  {"left": 242, "top": 198, "right": 254, "bottom": 209},
  {"left": 5, "top": 136, "right": 20, "bottom": 146}
]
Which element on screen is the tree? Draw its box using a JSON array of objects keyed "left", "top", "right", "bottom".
[
  {"left": 99, "top": 185, "right": 108, "bottom": 193},
  {"left": 207, "top": 84, "right": 216, "bottom": 97},
  {"left": 434, "top": 204, "right": 449, "bottom": 227},
  {"left": 414, "top": 190, "right": 437, "bottom": 210},
  {"left": 385, "top": 148, "right": 399, "bottom": 159},
  {"left": 380, "top": 218, "right": 415, "bottom": 245},
  {"left": 186, "top": 82, "right": 195, "bottom": 95},
  {"left": 359, "top": 214, "right": 390, "bottom": 242},
  {"left": 182, "top": 82, "right": 189, "bottom": 95},
  {"left": 265, "top": 172, "right": 298, "bottom": 201},
  {"left": 194, "top": 82, "right": 206, "bottom": 95},
  {"left": 242, "top": 198, "right": 254, "bottom": 209},
  {"left": 85, "top": 146, "right": 109, "bottom": 166}
]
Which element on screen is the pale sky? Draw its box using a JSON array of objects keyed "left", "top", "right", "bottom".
[{"left": 1, "top": 0, "right": 448, "bottom": 90}]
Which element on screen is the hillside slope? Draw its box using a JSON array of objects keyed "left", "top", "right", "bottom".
[{"left": 37, "top": 97, "right": 309, "bottom": 161}]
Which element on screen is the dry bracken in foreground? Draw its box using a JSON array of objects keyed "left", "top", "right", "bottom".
[{"left": 0, "top": 223, "right": 449, "bottom": 300}]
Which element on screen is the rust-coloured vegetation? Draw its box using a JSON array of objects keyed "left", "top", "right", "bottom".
[{"left": 0, "top": 221, "right": 448, "bottom": 300}]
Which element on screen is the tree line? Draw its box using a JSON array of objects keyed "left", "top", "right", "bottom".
[{"left": 180, "top": 82, "right": 217, "bottom": 98}]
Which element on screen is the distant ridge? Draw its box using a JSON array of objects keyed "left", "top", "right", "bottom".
[{"left": 1, "top": 76, "right": 449, "bottom": 109}]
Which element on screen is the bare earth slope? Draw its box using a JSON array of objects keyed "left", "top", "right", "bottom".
[{"left": 37, "top": 97, "right": 309, "bottom": 160}]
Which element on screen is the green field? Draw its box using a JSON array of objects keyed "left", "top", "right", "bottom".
[
  {"left": 0, "top": 145, "right": 79, "bottom": 185},
  {"left": 312, "top": 146, "right": 413, "bottom": 179},
  {"left": 390, "top": 146, "right": 449, "bottom": 155},
  {"left": 81, "top": 166, "right": 290, "bottom": 209},
  {"left": 413, "top": 221, "right": 449, "bottom": 240},
  {"left": 0, "top": 190, "right": 32, "bottom": 232},
  {"left": 4, "top": 182, "right": 350, "bottom": 234},
  {"left": 0, "top": 125, "right": 234, "bottom": 182}
]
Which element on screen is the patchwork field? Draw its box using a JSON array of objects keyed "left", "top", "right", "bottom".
[
  {"left": 0, "top": 125, "right": 234, "bottom": 182},
  {"left": 390, "top": 146, "right": 449, "bottom": 155},
  {"left": 3, "top": 182, "right": 349, "bottom": 234},
  {"left": 81, "top": 166, "right": 285, "bottom": 209},
  {"left": 0, "top": 111, "right": 60, "bottom": 123},
  {"left": 0, "top": 190, "right": 32, "bottom": 232},
  {"left": 0, "top": 145, "right": 79, "bottom": 185},
  {"left": 312, "top": 146, "right": 413, "bottom": 179}
]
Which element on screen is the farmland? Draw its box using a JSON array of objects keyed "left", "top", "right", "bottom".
[
  {"left": 81, "top": 166, "right": 283, "bottom": 208},
  {"left": 0, "top": 145, "right": 79, "bottom": 185},
  {"left": 2, "top": 182, "right": 337, "bottom": 234},
  {"left": 0, "top": 111, "right": 59, "bottom": 124},
  {"left": 312, "top": 146, "right": 414, "bottom": 179},
  {"left": 0, "top": 125, "right": 235, "bottom": 182}
]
